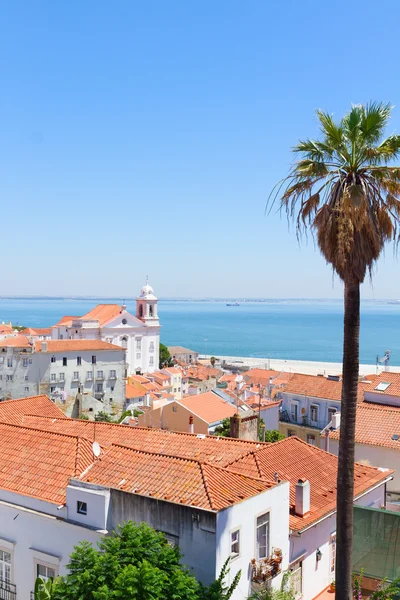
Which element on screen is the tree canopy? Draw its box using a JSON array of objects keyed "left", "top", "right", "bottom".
[
  {"left": 52, "top": 521, "right": 239, "bottom": 600},
  {"left": 159, "top": 343, "right": 174, "bottom": 368}
]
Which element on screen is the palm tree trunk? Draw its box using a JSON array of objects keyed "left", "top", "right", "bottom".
[{"left": 335, "top": 280, "right": 360, "bottom": 599}]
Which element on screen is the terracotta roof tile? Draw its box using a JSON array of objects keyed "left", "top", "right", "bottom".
[
  {"left": 126, "top": 384, "right": 146, "bottom": 399},
  {"left": 54, "top": 316, "right": 80, "bottom": 326},
  {"left": 0, "top": 336, "right": 32, "bottom": 348},
  {"left": 19, "top": 327, "right": 52, "bottom": 336},
  {"left": 0, "top": 423, "right": 96, "bottom": 504},
  {"left": 81, "top": 304, "right": 124, "bottom": 326},
  {"left": 226, "top": 437, "right": 391, "bottom": 531},
  {"left": 0, "top": 395, "right": 65, "bottom": 425},
  {"left": 179, "top": 392, "right": 238, "bottom": 424},
  {"left": 34, "top": 339, "right": 124, "bottom": 352},
  {"left": 330, "top": 402, "right": 400, "bottom": 449},
  {"left": 365, "top": 372, "right": 400, "bottom": 397},
  {"left": 80, "top": 444, "right": 275, "bottom": 510},
  {"left": 244, "top": 369, "right": 280, "bottom": 386}
]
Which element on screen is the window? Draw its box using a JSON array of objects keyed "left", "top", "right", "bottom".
[
  {"left": 37, "top": 563, "right": 56, "bottom": 582},
  {"left": 136, "top": 353, "right": 141, "bottom": 360},
  {"left": 7, "top": 358, "right": 12, "bottom": 368},
  {"left": 50, "top": 386, "right": 56, "bottom": 393},
  {"left": 136, "top": 338, "right": 141, "bottom": 351},
  {"left": 109, "top": 397, "right": 113, "bottom": 403},
  {"left": 287, "top": 429, "right": 295, "bottom": 437},
  {"left": 290, "top": 561, "right": 302, "bottom": 595},
  {"left": 77, "top": 356, "right": 82, "bottom": 366},
  {"left": 122, "top": 318, "right": 127, "bottom": 325},
  {"left": 121, "top": 336, "right": 128, "bottom": 349},
  {"left": 310, "top": 404, "right": 319, "bottom": 423},
  {"left": 149, "top": 341, "right": 154, "bottom": 352},
  {"left": 0, "top": 549, "right": 11, "bottom": 583},
  {"left": 59, "top": 373, "right": 65, "bottom": 382},
  {"left": 22, "top": 358, "right": 28, "bottom": 367},
  {"left": 149, "top": 356, "right": 154, "bottom": 366},
  {"left": 0, "top": 376, "right": 2, "bottom": 381},
  {"left": 231, "top": 529, "right": 240, "bottom": 557},
  {"left": 6, "top": 375, "right": 12, "bottom": 382},
  {"left": 0, "top": 357, "right": 3, "bottom": 364},
  {"left": 62, "top": 357, "right": 67, "bottom": 366},
  {"left": 330, "top": 533, "right": 336, "bottom": 575},
  {"left": 96, "top": 383, "right": 103, "bottom": 393},
  {"left": 290, "top": 402, "right": 298, "bottom": 422},
  {"left": 111, "top": 386, "right": 114, "bottom": 392},
  {"left": 51, "top": 373, "right": 56, "bottom": 382},
  {"left": 307, "top": 434, "right": 316, "bottom": 446},
  {"left": 109, "top": 370, "right": 116, "bottom": 379},
  {"left": 77, "top": 501, "right": 87, "bottom": 515},
  {"left": 24, "top": 386, "right": 29, "bottom": 393},
  {"left": 92, "top": 355, "right": 96, "bottom": 364},
  {"left": 97, "top": 370, "right": 104, "bottom": 379},
  {"left": 149, "top": 305, "right": 153, "bottom": 317},
  {"left": 87, "top": 371, "right": 93, "bottom": 381},
  {"left": 73, "top": 371, "right": 79, "bottom": 381},
  {"left": 51, "top": 355, "right": 56, "bottom": 363},
  {"left": 174, "top": 388, "right": 177, "bottom": 393},
  {"left": 24, "top": 375, "right": 28, "bottom": 381},
  {"left": 256, "top": 513, "right": 270, "bottom": 559}
]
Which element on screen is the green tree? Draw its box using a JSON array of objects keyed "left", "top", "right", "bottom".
[
  {"left": 95, "top": 411, "right": 115, "bottom": 423},
  {"left": 53, "top": 521, "right": 239, "bottom": 600},
  {"left": 210, "top": 356, "right": 217, "bottom": 367},
  {"left": 263, "top": 429, "right": 285, "bottom": 443},
  {"left": 215, "top": 417, "right": 284, "bottom": 442},
  {"left": 270, "top": 102, "right": 400, "bottom": 599},
  {"left": 159, "top": 343, "right": 173, "bottom": 368},
  {"left": 34, "top": 577, "right": 56, "bottom": 600}
]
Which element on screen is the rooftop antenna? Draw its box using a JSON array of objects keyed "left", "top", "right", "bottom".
[
  {"left": 376, "top": 350, "right": 391, "bottom": 373},
  {"left": 92, "top": 441, "right": 101, "bottom": 458}
]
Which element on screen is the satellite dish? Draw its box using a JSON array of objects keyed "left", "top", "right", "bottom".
[{"left": 92, "top": 441, "right": 101, "bottom": 458}]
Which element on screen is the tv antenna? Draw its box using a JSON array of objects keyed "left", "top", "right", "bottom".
[
  {"left": 92, "top": 441, "right": 101, "bottom": 458},
  {"left": 376, "top": 350, "right": 391, "bottom": 373}
]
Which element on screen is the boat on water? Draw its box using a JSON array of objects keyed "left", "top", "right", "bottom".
[{"left": 226, "top": 302, "right": 240, "bottom": 307}]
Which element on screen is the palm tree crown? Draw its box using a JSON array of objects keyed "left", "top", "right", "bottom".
[{"left": 271, "top": 102, "right": 400, "bottom": 282}]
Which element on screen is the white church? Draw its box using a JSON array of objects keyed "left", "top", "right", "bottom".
[{"left": 51, "top": 280, "right": 160, "bottom": 374}]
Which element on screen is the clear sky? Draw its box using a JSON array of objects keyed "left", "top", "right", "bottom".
[{"left": 2, "top": 0, "right": 400, "bottom": 298}]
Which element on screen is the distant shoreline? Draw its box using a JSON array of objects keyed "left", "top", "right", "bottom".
[{"left": 0, "top": 296, "right": 399, "bottom": 304}]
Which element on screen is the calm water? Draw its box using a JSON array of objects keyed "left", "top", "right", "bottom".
[{"left": 0, "top": 298, "right": 399, "bottom": 365}]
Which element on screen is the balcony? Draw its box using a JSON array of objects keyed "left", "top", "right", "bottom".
[
  {"left": 109, "top": 373, "right": 117, "bottom": 380},
  {"left": 0, "top": 579, "right": 16, "bottom": 600},
  {"left": 96, "top": 374, "right": 104, "bottom": 381},
  {"left": 250, "top": 548, "right": 282, "bottom": 584},
  {"left": 279, "top": 410, "right": 328, "bottom": 431}
]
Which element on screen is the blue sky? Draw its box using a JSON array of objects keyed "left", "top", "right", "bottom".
[{"left": 2, "top": 0, "right": 400, "bottom": 298}]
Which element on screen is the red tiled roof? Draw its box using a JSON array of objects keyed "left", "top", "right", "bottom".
[
  {"left": 0, "top": 325, "right": 13, "bottom": 334},
  {"left": 179, "top": 392, "right": 238, "bottom": 424},
  {"left": 365, "top": 372, "right": 400, "bottom": 397},
  {"left": 226, "top": 436, "right": 391, "bottom": 531},
  {"left": 284, "top": 373, "right": 343, "bottom": 401},
  {"left": 21, "top": 415, "right": 263, "bottom": 466},
  {"left": 244, "top": 369, "right": 280, "bottom": 386},
  {"left": 0, "top": 395, "right": 65, "bottom": 425},
  {"left": 126, "top": 384, "right": 146, "bottom": 399},
  {"left": 0, "top": 422, "right": 95, "bottom": 504},
  {"left": 34, "top": 339, "right": 124, "bottom": 353},
  {"left": 80, "top": 444, "right": 275, "bottom": 510},
  {"left": 330, "top": 402, "right": 400, "bottom": 449},
  {"left": 54, "top": 316, "right": 80, "bottom": 326},
  {"left": 0, "top": 336, "right": 32, "bottom": 348},
  {"left": 81, "top": 304, "right": 123, "bottom": 326},
  {"left": 19, "top": 327, "right": 52, "bottom": 336}
]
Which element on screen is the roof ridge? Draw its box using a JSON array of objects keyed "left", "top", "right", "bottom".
[
  {"left": 0, "top": 394, "right": 50, "bottom": 405},
  {"left": 199, "top": 463, "right": 214, "bottom": 510},
  {"left": 0, "top": 420, "right": 93, "bottom": 442}
]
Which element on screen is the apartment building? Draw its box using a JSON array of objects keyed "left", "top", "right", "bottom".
[{"left": 0, "top": 337, "right": 126, "bottom": 417}]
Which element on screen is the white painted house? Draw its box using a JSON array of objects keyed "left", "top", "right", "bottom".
[
  {"left": 51, "top": 280, "right": 160, "bottom": 375},
  {"left": 0, "top": 400, "right": 392, "bottom": 600},
  {"left": 0, "top": 337, "right": 126, "bottom": 417}
]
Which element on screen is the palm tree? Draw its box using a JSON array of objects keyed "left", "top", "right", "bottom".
[{"left": 269, "top": 102, "right": 400, "bottom": 599}]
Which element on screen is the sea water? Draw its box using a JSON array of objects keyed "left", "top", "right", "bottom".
[{"left": 0, "top": 298, "right": 399, "bottom": 365}]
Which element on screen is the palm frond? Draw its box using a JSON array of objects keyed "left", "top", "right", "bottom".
[
  {"left": 316, "top": 110, "right": 344, "bottom": 148},
  {"left": 360, "top": 101, "right": 393, "bottom": 143}
]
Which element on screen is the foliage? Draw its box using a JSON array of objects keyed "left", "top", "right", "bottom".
[
  {"left": 12, "top": 325, "right": 26, "bottom": 331},
  {"left": 214, "top": 418, "right": 231, "bottom": 437},
  {"left": 269, "top": 102, "right": 400, "bottom": 283},
  {"left": 52, "top": 521, "right": 239, "bottom": 600},
  {"left": 198, "top": 558, "right": 240, "bottom": 600},
  {"left": 118, "top": 408, "right": 143, "bottom": 423},
  {"left": 95, "top": 411, "right": 115, "bottom": 423},
  {"left": 249, "top": 571, "right": 295, "bottom": 600},
  {"left": 210, "top": 356, "right": 217, "bottom": 367},
  {"left": 78, "top": 414, "right": 89, "bottom": 420},
  {"left": 34, "top": 577, "right": 56, "bottom": 600},
  {"left": 353, "top": 570, "right": 400, "bottom": 600},
  {"left": 159, "top": 343, "right": 174, "bottom": 368},
  {"left": 263, "top": 429, "right": 285, "bottom": 443}
]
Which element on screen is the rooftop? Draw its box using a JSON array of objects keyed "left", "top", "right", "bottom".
[
  {"left": 168, "top": 346, "right": 198, "bottom": 355},
  {"left": 179, "top": 391, "right": 238, "bottom": 424},
  {"left": 34, "top": 339, "right": 124, "bottom": 353},
  {"left": 126, "top": 384, "right": 146, "bottom": 399},
  {"left": 80, "top": 304, "right": 124, "bottom": 326},
  {"left": 366, "top": 372, "right": 400, "bottom": 397},
  {"left": 18, "top": 327, "right": 52, "bottom": 336},
  {"left": 80, "top": 444, "right": 275, "bottom": 511},
  {"left": 225, "top": 436, "right": 391, "bottom": 531},
  {"left": 330, "top": 402, "right": 400, "bottom": 450},
  {"left": 0, "top": 336, "right": 32, "bottom": 349},
  {"left": 0, "top": 394, "right": 65, "bottom": 425},
  {"left": 283, "top": 372, "right": 370, "bottom": 403}
]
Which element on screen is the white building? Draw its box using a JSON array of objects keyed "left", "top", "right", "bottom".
[
  {"left": 51, "top": 281, "right": 160, "bottom": 375},
  {"left": 0, "top": 337, "right": 126, "bottom": 417},
  {"left": 0, "top": 403, "right": 392, "bottom": 600}
]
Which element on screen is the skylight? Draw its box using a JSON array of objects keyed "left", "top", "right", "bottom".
[
  {"left": 392, "top": 434, "right": 399, "bottom": 441},
  {"left": 375, "top": 382, "right": 391, "bottom": 392}
]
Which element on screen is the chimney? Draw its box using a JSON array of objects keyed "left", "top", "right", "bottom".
[
  {"left": 189, "top": 415, "right": 194, "bottom": 434},
  {"left": 42, "top": 341, "right": 47, "bottom": 352},
  {"left": 295, "top": 479, "right": 310, "bottom": 517},
  {"left": 331, "top": 412, "right": 341, "bottom": 430},
  {"left": 229, "top": 413, "right": 258, "bottom": 441},
  {"left": 324, "top": 430, "right": 330, "bottom": 453}
]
